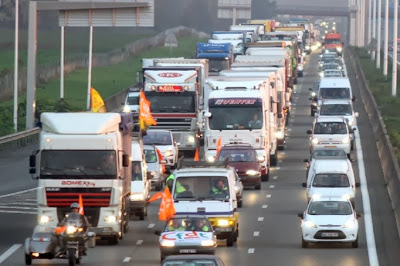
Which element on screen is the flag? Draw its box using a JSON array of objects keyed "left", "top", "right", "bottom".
[
  {"left": 139, "top": 91, "right": 157, "bottom": 130},
  {"left": 156, "top": 148, "right": 166, "bottom": 173},
  {"left": 78, "top": 194, "right": 84, "bottom": 215},
  {"left": 90, "top": 87, "right": 107, "bottom": 113},
  {"left": 147, "top": 187, "right": 175, "bottom": 221},
  {"left": 163, "top": 186, "right": 176, "bottom": 219},
  {"left": 194, "top": 147, "right": 199, "bottom": 161},
  {"left": 216, "top": 137, "right": 222, "bottom": 157},
  {"left": 148, "top": 191, "right": 164, "bottom": 203}
]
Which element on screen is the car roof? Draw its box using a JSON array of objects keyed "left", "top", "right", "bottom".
[
  {"left": 313, "top": 159, "right": 349, "bottom": 173},
  {"left": 315, "top": 116, "right": 346, "bottom": 122},
  {"left": 163, "top": 254, "right": 220, "bottom": 261},
  {"left": 311, "top": 196, "right": 349, "bottom": 203},
  {"left": 169, "top": 214, "right": 208, "bottom": 220}
]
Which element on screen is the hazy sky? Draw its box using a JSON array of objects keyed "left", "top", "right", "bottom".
[{"left": 275, "top": 0, "right": 349, "bottom": 8}]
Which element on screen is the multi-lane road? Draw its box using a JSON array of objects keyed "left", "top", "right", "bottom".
[{"left": 1, "top": 52, "right": 400, "bottom": 265}]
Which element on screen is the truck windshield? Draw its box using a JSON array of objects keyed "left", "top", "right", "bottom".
[
  {"left": 40, "top": 150, "right": 117, "bottom": 179},
  {"left": 324, "top": 39, "right": 341, "bottom": 44},
  {"left": 145, "top": 92, "right": 195, "bottom": 113},
  {"left": 209, "top": 105, "right": 263, "bottom": 130},
  {"left": 209, "top": 59, "right": 230, "bottom": 73},
  {"left": 173, "top": 176, "right": 230, "bottom": 201}
]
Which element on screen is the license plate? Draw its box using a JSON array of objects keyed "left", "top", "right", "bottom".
[
  {"left": 179, "top": 249, "right": 196, "bottom": 254},
  {"left": 321, "top": 232, "right": 339, "bottom": 237},
  {"left": 324, "top": 145, "right": 337, "bottom": 148}
]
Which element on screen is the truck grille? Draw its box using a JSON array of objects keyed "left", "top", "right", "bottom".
[
  {"left": 45, "top": 188, "right": 112, "bottom": 207},
  {"left": 151, "top": 117, "right": 193, "bottom": 131}
]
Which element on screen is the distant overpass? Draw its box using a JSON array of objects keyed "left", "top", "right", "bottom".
[{"left": 275, "top": 5, "right": 356, "bottom": 17}]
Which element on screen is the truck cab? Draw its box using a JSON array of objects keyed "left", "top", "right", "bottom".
[{"left": 323, "top": 32, "right": 343, "bottom": 56}]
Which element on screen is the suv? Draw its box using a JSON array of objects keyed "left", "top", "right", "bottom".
[
  {"left": 143, "top": 130, "right": 178, "bottom": 168},
  {"left": 171, "top": 162, "right": 240, "bottom": 246},
  {"left": 307, "top": 117, "right": 354, "bottom": 159},
  {"left": 217, "top": 144, "right": 262, "bottom": 191}
]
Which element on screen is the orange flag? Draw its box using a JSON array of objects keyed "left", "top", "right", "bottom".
[
  {"left": 139, "top": 91, "right": 157, "bottom": 130},
  {"left": 78, "top": 194, "right": 84, "bottom": 215},
  {"left": 90, "top": 87, "right": 107, "bottom": 113},
  {"left": 164, "top": 186, "right": 176, "bottom": 219},
  {"left": 148, "top": 191, "right": 164, "bottom": 203},
  {"left": 147, "top": 187, "right": 175, "bottom": 221},
  {"left": 156, "top": 148, "right": 166, "bottom": 174},
  {"left": 216, "top": 137, "right": 222, "bottom": 157},
  {"left": 194, "top": 147, "right": 199, "bottom": 161}
]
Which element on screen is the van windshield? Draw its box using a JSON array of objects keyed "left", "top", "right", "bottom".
[
  {"left": 314, "top": 122, "right": 347, "bottom": 134},
  {"left": 127, "top": 96, "right": 139, "bottom": 105},
  {"left": 173, "top": 176, "right": 230, "bottom": 201},
  {"left": 143, "top": 131, "right": 172, "bottom": 145},
  {"left": 312, "top": 174, "right": 350, "bottom": 187},
  {"left": 319, "top": 87, "right": 350, "bottom": 99}
]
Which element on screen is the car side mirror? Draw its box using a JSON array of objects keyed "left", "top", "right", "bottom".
[
  {"left": 349, "top": 129, "right": 354, "bottom": 134},
  {"left": 297, "top": 213, "right": 304, "bottom": 219},
  {"left": 122, "top": 154, "right": 129, "bottom": 167},
  {"left": 356, "top": 213, "right": 362, "bottom": 218},
  {"left": 303, "top": 159, "right": 310, "bottom": 163},
  {"left": 352, "top": 96, "right": 356, "bottom": 102},
  {"left": 352, "top": 127, "right": 357, "bottom": 131},
  {"left": 307, "top": 129, "right": 312, "bottom": 134},
  {"left": 354, "top": 112, "right": 359, "bottom": 118},
  {"left": 355, "top": 182, "right": 360, "bottom": 187},
  {"left": 154, "top": 230, "right": 161, "bottom": 236},
  {"left": 29, "top": 155, "right": 36, "bottom": 167},
  {"left": 309, "top": 88, "right": 313, "bottom": 91},
  {"left": 29, "top": 168, "right": 36, "bottom": 174},
  {"left": 302, "top": 182, "right": 307, "bottom": 188}
]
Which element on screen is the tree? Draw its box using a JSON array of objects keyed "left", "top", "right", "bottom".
[{"left": 251, "top": 0, "right": 277, "bottom": 19}]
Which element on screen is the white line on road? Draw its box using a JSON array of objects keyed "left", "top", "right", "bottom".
[
  {"left": 355, "top": 129, "right": 379, "bottom": 266},
  {"left": 0, "top": 187, "right": 38, "bottom": 199},
  {"left": 273, "top": 176, "right": 278, "bottom": 180},
  {"left": 262, "top": 205, "right": 268, "bottom": 209},
  {"left": 0, "top": 244, "right": 22, "bottom": 264},
  {"left": 248, "top": 248, "right": 255, "bottom": 254},
  {"left": 25, "top": 199, "right": 36, "bottom": 202},
  {"left": 269, "top": 185, "right": 275, "bottom": 189},
  {"left": 253, "top": 231, "right": 259, "bottom": 237},
  {"left": 136, "top": 240, "right": 143, "bottom": 245},
  {"left": 266, "top": 194, "right": 271, "bottom": 198},
  {"left": 122, "top": 257, "right": 131, "bottom": 263},
  {"left": 147, "top": 223, "right": 155, "bottom": 229},
  {"left": 288, "top": 128, "right": 292, "bottom": 131},
  {"left": 257, "top": 217, "right": 264, "bottom": 221},
  {"left": 280, "top": 152, "right": 286, "bottom": 155}
]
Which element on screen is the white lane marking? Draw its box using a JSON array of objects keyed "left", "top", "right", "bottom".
[
  {"left": 354, "top": 129, "right": 379, "bottom": 266},
  {"left": 136, "top": 240, "right": 143, "bottom": 245},
  {"left": 253, "top": 231, "right": 259, "bottom": 237},
  {"left": 122, "top": 257, "right": 131, "bottom": 263},
  {"left": 147, "top": 223, "right": 155, "bottom": 228},
  {"left": 266, "top": 194, "right": 271, "bottom": 198},
  {"left": 272, "top": 176, "right": 278, "bottom": 180},
  {"left": 262, "top": 205, "right": 268, "bottom": 209},
  {"left": 248, "top": 248, "right": 255, "bottom": 254},
  {"left": 0, "top": 187, "right": 38, "bottom": 199},
  {"left": 0, "top": 210, "right": 37, "bottom": 214},
  {"left": 289, "top": 119, "right": 294, "bottom": 123},
  {"left": 0, "top": 244, "right": 22, "bottom": 263},
  {"left": 0, "top": 206, "right": 37, "bottom": 210},
  {"left": 281, "top": 152, "right": 286, "bottom": 155},
  {"left": 278, "top": 160, "right": 283, "bottom": 163},
  {"left": 257, "top": 217, "right": 264, "bottom": 221},
  {"left": 288, "top": 128, "right": 292, "bottom": 131},
  {"left": 269, "top": 185, "right": 275, "bottom": 189}
]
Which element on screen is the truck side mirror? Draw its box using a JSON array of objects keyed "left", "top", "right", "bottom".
[
  {"left": 307, "top": 129, "right": 312, "bottom": 134},
  {"left": 29, "top": 168, "right": 36, "bottom": 174},
  {"left": 302, "top": 182, "right": 307, "bottom": 188},
  {"left": 352, "top": 96, "right": 356, "bottom": 102},
  {"left": 122, "top": 154, "right": 129, "bottom": 167},
  {"left": 29, "top": 155, "right": 36, "bottom": 167}
]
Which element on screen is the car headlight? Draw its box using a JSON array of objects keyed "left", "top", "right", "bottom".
[
  {"left": 186, "top": 135, "right": 195, "bottom": 143},
  {"left": 207, "top": 155, "right": 215, "bottom": 163},
  {"left": 39, "top": 215, "right": 50, "bottom": 224},
  {"left": 246, "top": 170, "right": 259, "bottom": 176},
  {"left": 217, "top": 219, "right": 234, "bottom": 227},
  {"left": 319, "top": 72, "right": 324, "bottom": 77},
  {"left": 123, "top": 105, "right": 131, "bottom": 113},
  {"left": 130, "top": 193, "right": 144, "bottom": 201},
  {"left": 305, "top": 45, "right": 310, "bottom": 50},
  {"left": 342, "top": 137, "right": 350, "bottom": 144},
  {"left": 304, "top": 220, "right": 317, "bottom": 228},
  {"left": 312, "top": 138, "right": 319, "bottom": 145},
  {"left": 66, "top": 225, "right": 77, "bottom": 234},
  {"left": 161, "top": 240, "right": 175, "bottom": 247},
  {"left": 311, "top": 194, "right": 321, "bottom": 200},
  {"left": 311, "top": 92, "right": 316, "bottom": 97},
  {"left": 348, "top": 119, "right": 354, "bottom": 126},
  {"left": 201, "top": 240, "right": 215, "bottom": 247},
  {"left": 234, "top": 185, "right": 240, "bottom": 193},
  {"left": 164, "top": 150, "right": 173, "bottom": 157},
  {"left": 337, "top": 47, "right": 343, "bottom": 52},
  {"left": 105, "top": 215, "right": 117, "bottom": 224},
  {"left": 338, "top": 66, "right": 343, "bottom": 70},
  {"left": 275, "top": 131, "right": 284, "bottom": 139},
  {"left": 343, "top": 219, "right": 356, "bottom": 228}
]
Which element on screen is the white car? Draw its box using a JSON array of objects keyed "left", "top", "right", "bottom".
[
  {"left": 123, "top": 89, "right": 140, "bottom": 114},
  {"left": 144, "top": 144, "right": 166, "bottom": 191},
  {"left": 143, "top": 130, "right": 178, "bottom": 168},
  {"left": 307, "top": 117, "right": 354, "bottom": 158},
  {"left": 322, "top": 69, "right": 343, "bottom": 78},
  {"left": 317, "top": 99, "right": 359, "bottom": 127},
  {"left": 298, "top": 197, "right": 361, "bottom": 248}
]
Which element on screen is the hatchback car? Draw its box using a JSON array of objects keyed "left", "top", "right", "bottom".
[
  {"left": 143, "top": 130, "right": 178, "bottom": 168},
  {"left": 298, "top": 197, "right": 361, "bottom": 248}
]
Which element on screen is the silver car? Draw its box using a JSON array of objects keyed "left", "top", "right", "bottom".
[{"left": 144, "top": 145, "right": 165, "bottom": 191}]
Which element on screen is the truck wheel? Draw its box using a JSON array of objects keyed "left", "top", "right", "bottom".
[
  {"left": 237, "top": 198, "right": 243, "bottom": 208},
  {"left": 25, "top": 254, "right": 32, "bottom": 265},
  {"left": 76, "top": 258, "right": 80, "bottom": 264},
  {"left": 255, "top": 184, "right": 261, "bottom": 190},
  {"left": 109, "top": 236, "right": 119, "bottom": 245},
  {"left": 226, "top": 234, "right": 235, "bottom": 247}
]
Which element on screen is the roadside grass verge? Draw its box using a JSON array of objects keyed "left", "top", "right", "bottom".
[{"left": 355, "top": 47, "right": 400, "bottom": 164}]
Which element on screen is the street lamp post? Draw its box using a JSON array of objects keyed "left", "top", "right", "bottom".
[
  {"left": 392, "top": 0, "right": 398, "bottom": 96},
  {"left": 13, "top": 0, "right": 19, "bottom": 132},
  {"left": 372, "top": 0, "right": 377, "bottom": 60},
  {"left": 376, "top": 0, "right": 382, "bottom": 68},
  {"left": 383, "top": 0, "right": 389, "bottom": 77}
]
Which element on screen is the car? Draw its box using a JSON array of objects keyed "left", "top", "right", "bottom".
[
  {"left": 161, "top": 254, "right": 225, "bottom": 266},
  {"left": 171, "top": 161, "right": 240, "bottom": 246},
  {"left": 322, "top": 69, "right": 344, "bottom": 78},
  {"left": 319, "top": 63, "right": 343, "bottom": 78},
  {"left": 302, "top": 157, "right": 359, "bottom": 206},
  {"left": 156, "top": 215, "right": 217, "bottom": 261},
  {"left": 217, "top": 143, "right": 262, "bottom": 191},
  {"left": 317, "top": 77, "right": 356, "bottom": 109},
  {"left": 144, "top": 144, "right": 166, "bottom": 191},
  {"left": 123, "top": 88, "right": 140, "bottom": 115},
  {"left": 303, "top": 149, "right": 349, "bottom": 178},
  {"left": 143, "top": 130, "right": 179, "bottom": 168},
  {"left": 298, "top": 197, "right": 361, "bottom": 248},
  {"left": 307, "top": 116, "right": 354, "bottom": 159}
]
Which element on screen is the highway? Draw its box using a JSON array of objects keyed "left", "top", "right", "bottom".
[{"left": 1, "top": 52, "right": 400, "bottom": 265}]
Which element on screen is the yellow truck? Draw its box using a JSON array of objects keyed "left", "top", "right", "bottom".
[{"left": 247, "top": 19, "right": 275, "bottom": 32}]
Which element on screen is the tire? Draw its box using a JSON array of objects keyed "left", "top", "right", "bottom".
[
  {"left": 261, "top": 172, "right": 269, "bottom": 182},
  {"left": 25, "top": 254, "right": 32, "bottom": 265},
  {"left": 351, "top": 141, "right": 355, "bottom": 151},
  {"left": 237, "top": 198, "right": 243, "bottom": 208},
  {"left": 310, "top": 109, "right": 315, "bottom": 117},
  {"left": 277, "top": 145, "right": 285, "bottom": 151},
  {"left": 270, "top": 154, "right": 278, "bottom": 167},
  {"left": 139, "top": 211, "right": 145, "bottom": 221},
  {"left": 301, "top": 237, "right": 308, "bottom": 248},
  {"left": 109, "top": 235, "right": 119, "bottom": 245},
  {"left": 76, "top": 258, "right": 80, "bottom": 264},
  {"left": 68, "top": 248, "right": 76, "bottom": 266},
  {"left": 160, "top": 254, "right": 166, "bottom": 262},
  {"left": 226, "top": 233, "right": 235, "bottom": 247},
  {"left": 255, "top": 184, "right": 261, "bottom": 190},
  {"left": 351, "top": 199, "right": 355, "bottom": 208},
  {"left": 347, "top": 153, "right": 351, "bottom": 160},
  {"left": 234, "top": 228, "right": 239, "bottom": 242},
  {"left": 352, "top": 237, "right": 359, "bottom": 248}
]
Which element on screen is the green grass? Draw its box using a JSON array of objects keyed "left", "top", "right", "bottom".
[
  {"left": 355, "top": 47, "right": 400, "bottom": 164},
  {"left": 0, "top": 28, "right": 151, "bottom": 73}
]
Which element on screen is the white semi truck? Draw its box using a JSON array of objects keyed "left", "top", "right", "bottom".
[{"left": 29, "top": 112, "right": 133, "bottom": 245}]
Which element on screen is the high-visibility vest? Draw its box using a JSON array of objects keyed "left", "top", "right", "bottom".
[
  {"left": 211, "top": 186, "right": 228, "bottom": 194},
  {"left": 168, "top": 225, "right": 186, "bottom": 231},
  {"left": 165, "top": 174, "right": 175, "bottom": 184}
]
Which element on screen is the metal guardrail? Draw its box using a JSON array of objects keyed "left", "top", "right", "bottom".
[{"left": 0, "top": 127, "right": 40, "bottom": 151}]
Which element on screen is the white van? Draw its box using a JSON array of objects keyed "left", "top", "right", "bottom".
[
  {"left": 130, "top": 140, "right": 151, "bottom": 220},
  {"left": 317, "top": 77, "right": 356, "bottom": 109}
]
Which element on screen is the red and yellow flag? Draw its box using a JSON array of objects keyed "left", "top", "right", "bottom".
[
  {"left": 139, "top": 91, "right": 157, "bottom": 130},
  {"left": 194, "top": 147, "right": 200, "bottom": 161},
  {"left": 78, "top": 194, "right": 84, "bottom": 215},
  {"left": 90, "top": 87, "right": 107, "bottom": 113},
  {"left": 216, "top": 137, "right": 222, "bottom": 157},
  {"left": 147, "top": 186, "right": 175, "bottom": 221}
]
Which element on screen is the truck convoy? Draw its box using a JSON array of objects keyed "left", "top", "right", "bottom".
[
  {"left": 196, "top": 43, "right": 233, "bottom": 75},
  {"left": 29, "top": 112, "right": 133, "bottom": 245}
]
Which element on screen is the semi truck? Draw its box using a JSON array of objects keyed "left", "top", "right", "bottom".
[
  {"left": 209, "top": 31, "right": 246, "bottom": 55},
  {"left": 29, "top": 112, "right": 133, "bottom": 245},
  {"left": 196, "top": 43, "right": 233, "bottom": 75}
]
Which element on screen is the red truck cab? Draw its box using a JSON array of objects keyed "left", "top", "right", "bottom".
[{"left": 323, "top": 32, "right": 343, "bottom": 56}]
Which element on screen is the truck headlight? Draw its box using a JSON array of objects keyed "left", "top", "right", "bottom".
[
  {"left": 305, "top": 45, "right": 310, "bottom": 50},
  {"left": 105, "top": 215, "right": 117, "bottom": 224},
  {"left": 186, "top": 135, "right": 195, "bottom": 143},
  {"left": 342, "top": 137, "right": 350, "bottom": 144},
  {"left": 312, "top": 138, "right": 319, "bottom": 145},
  {"left": 319, "top": 72, "right": 324, "bottom": 77},
  {"left": 123, "top": 105, "right": 131, "bottom": 113},
  {"left": 217, "top": 219, "right": 234, "bottom": 227},
  {"left": 161, "top": 240, "right": 175, "bottom": 247},
  {"left": 337, "top": 47, "right": 343, "bottom": 52},
  {"left": 311, "top": 194, "right": 321, "bottom": 200},
  {"left": 201, "top": 240, "right": 215, "bottom": 247},
  {"left": 164, "top": 150, "right": 173, "bottom": 157},
  {"left": 207, "top": 156, "right": 215, "bottom": 163},
  {"left": 246, "top": 170, "right": 259, "bottom": 176},
  {"left": 275, "top": 131, "right": 284, "bottom": 139},
  {"left": 297, "top": 65, "right": 304, "bottom": 71},
  {"left": 304, "top": 220, "right": 317, "bottom": 228},
  {"left": 130, "top": 193, "right": 144, "bottom": 201},
  {"left": 342, "top": 194, "right": 351, "bottom": 200},
  {"left": 343, "top": 219, "right": 356, "bottom": 228},
  {"left": 39, "top": 215, "right": 50, "bottom": 224}
]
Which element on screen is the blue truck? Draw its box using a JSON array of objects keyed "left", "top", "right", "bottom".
[{"left": 196, "top": 43, "right": 233, "bottom": 75}]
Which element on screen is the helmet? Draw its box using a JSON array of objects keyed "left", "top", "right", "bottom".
[{"left": 70, "top": 202, "right": 80, "bottom": 209}]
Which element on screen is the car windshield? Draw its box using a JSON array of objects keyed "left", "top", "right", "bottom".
[
  {"left": 308, "top": 201, "right": 352, "bottom": 215},
  {"left": 319, "top": 87, "right": 350, "bottom": 99},
  {"left": 163, "top": 217, "right": 212, "bottom": 232},
  {"left": 217, "top": 149, "right": 257, "bottom": 162},
  {"left": 144, "top": 149, "right": 157, "bottom": 163},
  {"left": 163, "top": 260, "right": 217, "bottom": 266},
  {"left": 320, "top": 104, "right": 352, "bottom": 115},
  {"left": 312, "top": 174, "right": 350, "bottom": 187},
  {"left": 324, "top": 71, "right": 342, "bottom": 77},
  {"left": 312, "top": 149, "right": 347, "bottom": 158},
  {"left": 314, "top": 122, "right": 347, "bottom": 134},
  {"left": 132, "top": 162, "right": 143, "bottom": 181},
  {"left": 173, "top": 176, "right": 230, "bottom": 201},
  {"left": 322, "top": 64, "right": 340, "bottom": 71},
  {"left": 143, "top": 131, "right": 172, "bottom": 145}
]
